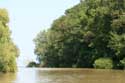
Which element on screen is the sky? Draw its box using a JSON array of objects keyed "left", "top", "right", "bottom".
[{"left": 0, "top": 0, "right": 80, "bottom": 66}]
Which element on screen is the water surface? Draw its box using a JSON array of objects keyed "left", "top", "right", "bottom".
[{"left": 0, "top": 68, "right": 125, "bottom": 83}]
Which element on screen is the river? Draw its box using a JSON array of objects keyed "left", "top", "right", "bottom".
[{"left": 0, "top": 68, "right": 125, "bottom": 83}]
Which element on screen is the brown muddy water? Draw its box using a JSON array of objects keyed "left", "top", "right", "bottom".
[{"left": 0, "top": 68, "right": 125, "bottom": 83}]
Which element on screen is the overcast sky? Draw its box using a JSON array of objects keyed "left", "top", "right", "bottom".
[{"left": 0, "top": 0, "right": 79, "bottom": 66}]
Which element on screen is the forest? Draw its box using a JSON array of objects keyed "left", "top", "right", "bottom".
[
  {"left": 0, "top": 0, "right": 125, "bottom": 73},
  {"left": 34, "top": 0, "right": 125, "bottom": 69},
  {"left": 1, "top": 1, "right": 125, "bottom": 83}
]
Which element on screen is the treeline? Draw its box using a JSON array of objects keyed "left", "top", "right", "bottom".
[
  {"left": 34, "top": 0, "right": 125, "bottom": 69},
  {"left": 0, "top": 9, "right": 19, "bottom": 72}
]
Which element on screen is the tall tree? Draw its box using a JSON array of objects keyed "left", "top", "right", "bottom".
[{"left": 0, "top": 9, "right": 19, "bottom": 72}]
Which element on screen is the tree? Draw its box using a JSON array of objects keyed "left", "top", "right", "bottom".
[
  {"left": 0, "top": 9, "right": 19, "bottom": 72},
  {"left": 34, "top": 0, "right": 125, "bottom": 69}
]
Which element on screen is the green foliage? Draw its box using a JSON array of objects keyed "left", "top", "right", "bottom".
[
  {"left": 0, "top": 9, "right": 19, "bottom": 72},
  {"left": 27, "top": 61, "right": 39, "bottom": 67},
  {"left": 108, "top": 33, "right": 125, "bottom": 58},
  {"left": 93, "top": 58, "right": 113, "bottom": 69},
  {"left": 34, "top": 0, "right": 125, "bottom": 69},
  {"left": 120, "top": 58, "right": 125, "bottom": 69}
]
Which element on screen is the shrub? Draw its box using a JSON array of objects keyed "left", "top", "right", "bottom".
[
  {"left": 93, "top": 58, "right": 113, "bottom": 69},
  {"left": 27, "top": 61, "right": 39, "bottom": 67},
  {"left": 120, "top": 58, "right": 125, "bottom": 69}
]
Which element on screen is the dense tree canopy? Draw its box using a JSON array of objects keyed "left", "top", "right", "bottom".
[
  {"left": 0, "top": 9, "right": 19, "bottom": 72},
  {"left": 34, "top": 0, "right": 125, "bottom": 69}
]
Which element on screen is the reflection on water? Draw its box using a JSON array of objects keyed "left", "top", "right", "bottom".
[
  {"left": 0, "top": 68, "right": 125, "bottom": 83},
  {"left": 0, "top": 72, "right": 16, "bottom": 83}
]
